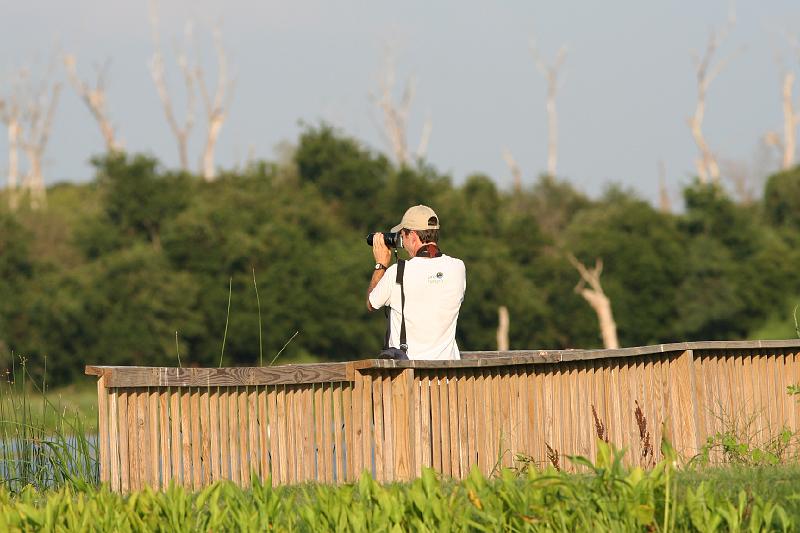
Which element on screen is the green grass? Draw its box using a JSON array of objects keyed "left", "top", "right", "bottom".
[
  {"left": 12, "top": 383, "right": 98, "bottom": 435},
  {"left": 0, "top": 453, "right": 798, "bottom": 531},
  {"left": 677, "top": 464, "right": 800, "bottom": 505},
  {"left": 1, "top": 373, "right": 799, "bottom": 531}
]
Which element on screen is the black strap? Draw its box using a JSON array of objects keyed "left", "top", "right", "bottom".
[
  {"left": 382, "top": 259, "right": 407, "bottom": 353},
  {"left": 397, "top": 260, "right": 407, "bottom": 352}
]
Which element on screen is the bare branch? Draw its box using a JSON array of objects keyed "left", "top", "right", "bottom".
[
  {"left": 371, "top": 48, "right": 430, "bottom": 166},
  {"left": 531, "top": 37, "right": 567, "bottom": 177},
  {"left": 0, "top": 92, "right": 22, "bottom": 210},
  {"left": 567, "top": 253, "right": 619, "bottom": 349},
  {"left": 63, "top": 53, "right": 121, "bottom": 152},
  {"left": 688, "top": 5, "right": 739, "bottom": 183},
  {"left": 19, "top": 76, "right": 61, "bottom": 210},
  {"left": 502, "top": 147, "right": 522, "bottom": 192},
  {"left": 149, "top": 2, "right": 195, "bottom": 171},
  {"left": 658, "top": 160, "right": 671, "bottom": 214},
  {"left": 196, "top": 25, "right": 235, "bottom": 181},
  {"left": 416, "top": 114, "right": 432, "bottom": 160}
]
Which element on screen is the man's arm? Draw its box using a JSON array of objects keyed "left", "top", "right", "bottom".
[
  {"left": 366, "top": 268, "right": 387, "bottom": 311},
  {"left": 366, "top": 233, "right": 392, "bottom": 311}
]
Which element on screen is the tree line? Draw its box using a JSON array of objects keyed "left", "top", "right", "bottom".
[{"left": 1, "top": 124, "right": 800, "bottom": 385}]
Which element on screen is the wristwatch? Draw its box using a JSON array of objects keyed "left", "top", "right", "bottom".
[{"left": 374, "top": 262, "right": 388, "bottom": 271}]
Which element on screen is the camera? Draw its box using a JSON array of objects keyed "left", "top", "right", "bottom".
[{"left": 366, "top": 231, "right": 402, "bottom": 248}]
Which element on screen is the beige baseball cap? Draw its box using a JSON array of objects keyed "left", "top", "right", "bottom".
[{"left": 390, "top": 205, "right": 440, "bottom": 233}]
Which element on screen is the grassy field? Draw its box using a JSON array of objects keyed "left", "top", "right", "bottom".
[{"left": 0, "top": 381, "right": 98, "bottom": 435}]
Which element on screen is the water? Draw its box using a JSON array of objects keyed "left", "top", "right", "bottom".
[{"left": 0, "top": 434, "right": 98, "bottom": 490}]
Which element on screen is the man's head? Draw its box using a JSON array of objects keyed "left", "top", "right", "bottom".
[{"left": 391, "top": 205, "right": 440, "bottom": 254}]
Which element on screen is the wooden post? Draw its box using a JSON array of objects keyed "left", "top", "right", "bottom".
[
  {"left": 391, "top": 368, "right": 416, "bottom": 481},
  {"left": 669, "top": 350, "right": 698, "bottom": 458},
  {"left": 96, "top": 374, "right": 109, "bottom": 485}
]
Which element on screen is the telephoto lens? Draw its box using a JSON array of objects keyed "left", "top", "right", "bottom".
[{"left": 366, "top": 231, "right": 400, "bottom": 248}]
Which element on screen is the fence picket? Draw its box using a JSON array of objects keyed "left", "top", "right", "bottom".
[{"left": 86, "top": 341, "right": 800, "bottom": 491}]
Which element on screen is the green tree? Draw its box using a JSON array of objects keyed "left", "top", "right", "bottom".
[
  {"left": 295, "top": 124, "right": 390, "bottom": 231},
  {"left": 764, "top": 166, "right": 800, "bottom": 230},
  {"left": 564, "top": 188, "right": 686, "bottom": 346},
  {"left": 22, "top": 245, "right": 202, "bottom": 383},
  {"left": 76, "top": 153, "right": 191, "bottom": 257},
  {"left": 0, "top": 212, "right": 34, "bottom": 355}
]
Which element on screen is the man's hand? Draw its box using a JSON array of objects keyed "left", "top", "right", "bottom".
[
  {"left": 367, "top": 233, "right": 392, "bottom": 311},
  {"left": 372, "top": 232, "right": 392, "bottom": 267}
]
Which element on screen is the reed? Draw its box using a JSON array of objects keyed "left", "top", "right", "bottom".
[{"left": 0, "top": 355, "right": 97, "bottom": 493}]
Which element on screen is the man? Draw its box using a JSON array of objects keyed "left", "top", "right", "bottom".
[{"left": 367, "top": 205, "right": 466, "bottom": 360}]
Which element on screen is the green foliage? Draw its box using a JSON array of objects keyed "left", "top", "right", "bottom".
[
  {"left": 294, "top": 124, "right": 390, "bottom": 230},
  {"left": 565, "top": 190, "right": 686, "bottom": 346},
  {"left": 0, "top": 443, "right": 798, "bottom": 531},
  {"left": 3, "top": 127, "right": 800, "bottom": 384},
  {"left": 72, "top": 153, "right": 191, "bottom": 260},
  {"left": 696, "top": 428, "right": 798, "bottom": 467},
  {"left": 764, "top": 165, "right": 800, "bottom": 230}
]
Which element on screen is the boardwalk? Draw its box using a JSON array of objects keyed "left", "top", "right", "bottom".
[{"left": 86, "top": 339, "right": 800, "bottom": 491}]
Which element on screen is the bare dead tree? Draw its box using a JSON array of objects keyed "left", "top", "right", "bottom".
[
  {"left": 531, "top": 38, "right": 567, "bottom": 178},
  {"left": 721, "top": 158, "right": 755, "bottom": 204},
  {"left": 688, "top": 7, "right": 739, "bottom": 183},
  {"left": 658, "top": 160, "right": 672, "bottom": 214},
  {"left": 20, "top": 80, "right": 61, "bottom": 210},
  {"left": 497, "top": 306, "right": 510, "bottom": 351},
  {"left": 567, "top": 253, "right": 619, "bottom": 349},
  {"left": 0, "top": 93, "right": 22, "bottom": 210},
  {"left": 502, "top": 148, "right": 523, "bottom": 192},
  {"left": 149, "top": 1, "right": 195, "bottom": 171},
  {"left": 765, "top": 37, "right": 800, "bottom": 170},
  {"left": 63, "top": 54, "right": 121, "bottom": 152},
  {"left": 195, "top": 26, "right": 234, "bottom": 181},
  {"left": 5, "top": 64, "right": 63, "bottom": 211},
  {"left": 372, "top": 50, "right": 431, "bottom": 165},
  {"left": 779, "top": 71, "right": 798, "bottom": 169}
]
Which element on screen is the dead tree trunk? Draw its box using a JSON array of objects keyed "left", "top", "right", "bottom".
[
  {"left": 23, "top": 147, "right": 46, "bottom": 209},
  {"left": 782, "top": 72, "right": 798, "bottom": 169},
  {"left": 196, "top": 26, "right": 234, "bottom": 182},
  {"left": 0, "top": 98, "right": 21, "bottom": 210},
  {"left": 372, "top": 50, "right": 431, "bottom": 165},
  {"left": 497, "top": 306, "right": 510, "bottom": 351},
  {"left": 63, "top": 54, "right": 121, "bottom": 152},
  {"left": 149, "top": 3, "right": 195, "bottom": 171},
  {"left": 502, "top": 148, "right": 523, "bottom": 192},
  {"left": 765, "top": 34, "right": 800, "bottom": 170},
  {"left": 7, "top": 119, "right": 20, "bottom": 210},
  {"left": 568, "top": 254, "right": 619, "bottom": 349},
  {"left": 19, "top": 81, "right": 61, "bottom": 211},
  {"left": 658, "top": 160, "right": 671, "bottom": 214},
  {"left": 688, "top": 9, "right": 738, "bottom": 183},
  {"left": 531, "top": 38, "right": 567, "bottom": 178}
]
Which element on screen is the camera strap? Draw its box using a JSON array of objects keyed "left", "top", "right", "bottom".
[
  {"left": 397, "top": 259, "right": 407, "bottom": 352},
  {"left": 382, "top": 258, "right": 407, "bottom": 354}
]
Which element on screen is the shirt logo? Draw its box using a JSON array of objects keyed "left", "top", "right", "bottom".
[{"left": 428, "top": 272, "right": 445, "bottom": 284}]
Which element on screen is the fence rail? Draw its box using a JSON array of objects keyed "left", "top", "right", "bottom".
[{"left": 86, "top": 339, "right": 800, "bottom": 491}]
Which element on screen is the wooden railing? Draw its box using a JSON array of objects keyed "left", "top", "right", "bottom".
[{"left": 86, "top": 340, "right": 800, "bottom": 491}]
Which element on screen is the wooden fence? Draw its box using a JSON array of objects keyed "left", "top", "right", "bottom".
[{"left": 86, "top": 339, "right": 800, "bottom": 491}]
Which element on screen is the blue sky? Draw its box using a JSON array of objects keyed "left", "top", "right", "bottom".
[{"left": 2, "top": 0, "right": 799, "bottom": 204}]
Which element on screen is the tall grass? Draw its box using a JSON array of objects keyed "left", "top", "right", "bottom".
[{"left": 0, "top": 355, "right": 97, "bottom": 493}]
